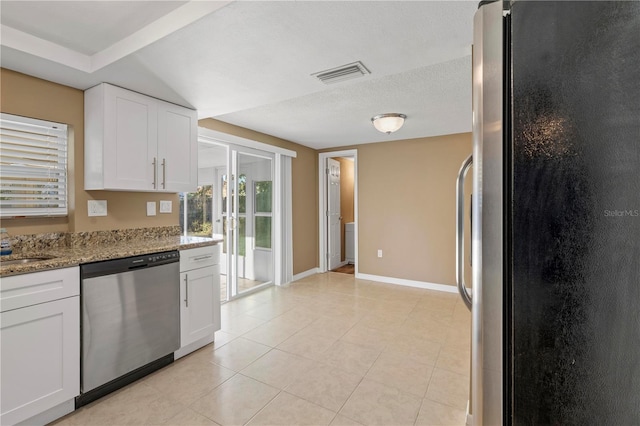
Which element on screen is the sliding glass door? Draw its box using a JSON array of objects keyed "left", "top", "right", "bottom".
[
  {"left": 225, "top": 149, "right": 274, "bottom": 299},
  {"left": 182, "top": 141, "right": 277, "bottom": 302}
]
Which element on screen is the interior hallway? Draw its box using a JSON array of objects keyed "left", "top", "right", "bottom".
[{"left": 54, "top": 272, "right": 470, "bottom": 425}]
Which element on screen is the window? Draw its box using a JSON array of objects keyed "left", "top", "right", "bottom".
[
  {"left": 254, "top": 180, "right": 272, "bottom": 249},
  {"left": 179, "top": 185, "right": 213, "bottom": 237},
  {"left": 0, "top": 113, "right": 68, "bottom": 218}
]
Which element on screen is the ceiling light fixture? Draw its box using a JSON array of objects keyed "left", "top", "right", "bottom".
[{"left": 371, "top": 113, "right": 407, "bottom": 134}]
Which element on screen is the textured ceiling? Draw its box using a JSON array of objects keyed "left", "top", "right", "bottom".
[
  {"left": 217, "top": 56, "right": 472, "bottom": 149},
  {"left": 0, "top": 1, "right": 477, "bottom": 149},
  {"left": 0, "top": 1, "right": 187, "bottom": 55}
]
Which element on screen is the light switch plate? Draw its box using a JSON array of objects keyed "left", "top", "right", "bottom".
[
  {"left": 147, "top": 201, "right": 157, "bottom": 216},
  {"left": 159, "top": 200, "right": 172, "bottom": 213},
  {"left": 88, "top": 200, "right": 107, "bottom": 217}
]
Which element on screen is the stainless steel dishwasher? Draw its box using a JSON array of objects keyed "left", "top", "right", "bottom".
[{"left": 77, "top": 251, "right": 180, "bottom": 407}]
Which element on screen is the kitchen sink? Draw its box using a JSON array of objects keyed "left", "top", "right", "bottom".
[{"left": 1, "top": 256, "right": 56, "bottom": 266}]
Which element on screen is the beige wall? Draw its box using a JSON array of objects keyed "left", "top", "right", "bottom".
[
  {"left": 1, "top": 68, "right": 472, "bottom": 286},
  {"left": 336, "top": 157, "right": 355, "bottom": 261},
  {"left": 0, "top": 70, "right": 317, "bottom": 275},
  {"left": 0, "top": 69, "right": 178, "bottom": 235},
  {"left": 323, "top": 133, "right": 472, "bottom": 287},
  {"left": 198, "top": 119, "right": 318, "bottom": 275}
]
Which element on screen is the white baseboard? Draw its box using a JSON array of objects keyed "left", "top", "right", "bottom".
[
  {"left": 292, "top": 267, "right": 319, "bottom": 282},
  {"left": 356, "top": 272, "right": 462, "bottom": 294},
  {"left": 466, "top": 400, "right": 472, "bottom": 426},
  {"left": 291, "top": 269, "right": 471, "bottom": 296}
]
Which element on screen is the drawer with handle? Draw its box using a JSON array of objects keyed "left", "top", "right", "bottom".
[{"left": 179, "top": 245, "right": 220, "bottom": 272}]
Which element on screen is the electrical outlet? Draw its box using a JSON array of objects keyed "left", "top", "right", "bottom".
[
  {"left": 377, "top": 249, "right": 383, "bottom": 258},
  {"left": 147, "top": 201, "right": 157, "bottom": 216},
  {"left": 159, "top": 200, "right": 172, "bottom": 213},
  {"left": 88, "top": 200, "right": 107, "bottom": 217}
]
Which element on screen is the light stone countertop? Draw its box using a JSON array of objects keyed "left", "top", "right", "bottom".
[{"left": 0, "top": 235, "right": 222, "bottom": 278}]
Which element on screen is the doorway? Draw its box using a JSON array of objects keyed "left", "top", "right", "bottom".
[
  {"left": 181, "top": 141, "right": 275, "bottom": 302},
  {"left": 222, "top": 148, "right": 274, "bottom": 300},
  {"left": 318, "top": 150, "right": 358, "bottom": 274}
]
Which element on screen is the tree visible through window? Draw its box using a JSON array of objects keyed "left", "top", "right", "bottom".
[
  {"left": 180, "top": 175, "right": 270, "bottom": 254},
  {"left": 254, "top": 181, "right": 272, "bottom": 249},
  {"left": 179, "top": 185, "right": 213, "bottom": 237}
]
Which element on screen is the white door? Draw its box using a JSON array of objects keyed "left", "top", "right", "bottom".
[
  {"left": 223, "top": 148, "right": 275, "bottom": 300},
  {"left": 217, "top": 170, "right": 229, "bottom": 279},
  {"left": 327, "top": 158, "right": 341, "bottom": 270}
]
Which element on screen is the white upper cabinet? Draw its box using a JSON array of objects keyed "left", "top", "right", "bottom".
[
  {"left": 84, "top": 83, "right": 197, "bottom": 192},
  {"left": 158, "top": 100, "right": 198, "bottom": 192}
]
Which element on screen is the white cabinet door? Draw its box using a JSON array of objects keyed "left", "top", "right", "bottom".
[
  {"left": 0, "top": 297, "right": 80, "bottom": 426},
  {"left": 104, "top": 84, "right": 157, "bottom": 190},
  {"left": 158, "top": 101, "right": 197, "bottom": 192},
  {"left": 180, "top": 265, "right": 220, "bottom": 347},
  {"left": 85, "top": 84, "right": 158, "bottom": 191},
  {"left": 84, "top": 83, "right": 196, "bottom": 192}
]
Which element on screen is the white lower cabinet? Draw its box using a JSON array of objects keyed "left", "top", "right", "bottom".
[
  {"left": 0, "top": 267, "right": 80, "bottom": 426},
  {"left": 176, "top": 245, "right": 221, "bottom": 359}
]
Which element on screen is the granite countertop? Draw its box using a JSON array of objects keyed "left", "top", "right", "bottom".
[{"left": 0, "top": 228, "right": 223, "bottom": 277}]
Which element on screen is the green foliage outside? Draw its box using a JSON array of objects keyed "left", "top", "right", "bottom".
[
  {"left": 179, "top": 177, "right": 273, "bottom": 255},
  {"left": 254, "top": 180, "right": 272, "bottom": 249},
  {"left": 180, "top": 185, "right": 213, "bottom": 238},
  {"left": 255, "top": 181, "right": 272, "bottom": 213},
  {"left": 255, "top": 216, "right": 271, "bottom": 249}
]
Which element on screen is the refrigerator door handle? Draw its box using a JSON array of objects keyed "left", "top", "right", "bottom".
[{"left": 456, "top": 154, "right": 473, "bottom": 311}]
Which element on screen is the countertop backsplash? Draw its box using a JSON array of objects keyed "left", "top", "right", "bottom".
[
  {"left": 10, "top": 232, "right": 69, "bottom": 254},
  {"left": 67, "top": 225, "right": 182, "bottom": 248}
]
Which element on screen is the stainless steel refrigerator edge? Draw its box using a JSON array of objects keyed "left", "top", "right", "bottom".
[
  {"left": 470, "top": 1, "right": 503, "bottom": 425},
  {"left": 468, "top": 1, "right": 640, "bottom": 424}
]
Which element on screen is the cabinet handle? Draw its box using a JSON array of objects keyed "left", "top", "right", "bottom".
[
  {"left": 184, "top": 274, "right": 189, "bottom": 307},
  {"left": 152, "top": 157, "right": 157, "bottom": 189},
  {"left": 193, "top": 255, "right": 213, "bottom": 261},
  {"left": 162, "top": 158, "right": 166, "bottom": 189}
]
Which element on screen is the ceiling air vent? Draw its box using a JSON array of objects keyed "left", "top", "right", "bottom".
[{"left": 312, "top": 61, "right": 370, "bottom": 85}]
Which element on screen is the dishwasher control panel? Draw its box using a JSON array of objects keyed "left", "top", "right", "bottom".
[
  {"left": 144, "top": 251, "right": 179, "bottom": 264},
  {"left": 81, "top": 250, "right": 180, "bottom": 279}
]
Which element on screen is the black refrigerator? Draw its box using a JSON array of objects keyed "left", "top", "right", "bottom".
[{"left": 462, "top": 1, "right": 640, "bottom": 424}]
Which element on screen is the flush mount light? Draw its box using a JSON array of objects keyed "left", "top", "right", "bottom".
[{"left": 371, "top": 113, "right": 407, "bottom": 134}]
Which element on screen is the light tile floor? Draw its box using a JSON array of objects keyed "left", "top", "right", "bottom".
[
  {"left": 220, "top": 275, "right": 268, "bottom": 302},
  {"left": 53, "top": 272, "right": 470, "bottom": 426}
]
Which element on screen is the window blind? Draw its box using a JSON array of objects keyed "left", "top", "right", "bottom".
[{"left": 0, "top": 113, "right": 69, "bottom": 218}]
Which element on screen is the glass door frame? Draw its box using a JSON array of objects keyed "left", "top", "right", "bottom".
[
  {"left": 225, "top": 146, "right": 275, "bottom": 301},
  {"left": 197, "top": 125, "right": 297, "bottom": 301}
]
